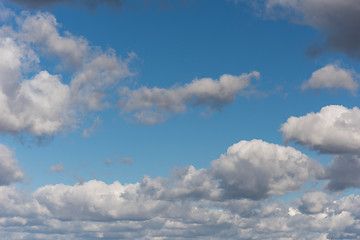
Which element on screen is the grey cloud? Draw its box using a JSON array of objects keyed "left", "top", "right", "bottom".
[
  {"left": 323, "top": 155, "right": 360, "bottom": 191},
  {"left": 118, "top": 72, "right": 260, "bottom": 124},
  {"left": 252, "top": 0, "right": 360, "bottom": 59},
  {"left": 281, "top": 105, "right": 360, "bottom": 154},
  {"left": 0, "top": 144, "right": 24, "bottom": 185},
  {"left": 0, "top": 8, "right": 131, "bottom": 137},
  {"left": 7, "top": 0, "right": 190, "bottom": 11},
  {"left": 302, "top": 64, "right": 358, "bottom": 93}
]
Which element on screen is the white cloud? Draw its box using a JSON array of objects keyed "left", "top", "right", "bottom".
[
  {"left": 0, "top": 178, "right": 359, "bottom": 239},
  {"left": 0, "top": 138, "right": 350, "bottom": 239},
  {"left": 0, "top": 7, "right": 131, "bottom": 136},
  {"left": 137, "top": 139, "right": 321, "bottom": 201},
  {"left": 210, "top": 139, "right": 321, "bottom": 199},
  {"left": 281, "top": 105, "right": 360, "bottom": 154},
  {"left": 0, "top": 144, "right": 24, "bottom": 185},
  {"left": 118, "top": 72, "right": 260, "bottom": 124},
  {"left": 298, "top": 191, "right": 333, "bottom": 214},
  {"left": 302, "top": 64, "right": 358, "bottom": 92}
]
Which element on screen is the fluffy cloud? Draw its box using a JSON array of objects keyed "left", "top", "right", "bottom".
[
  {"left": 0, "top": 139, "right": 349, "bottom": 239},
  {"left": 210, "top": 139, "right": 321, "bottom": 200},
  {"left": 302, "top": 64, "right": 358, "bottom": 92},
  {"left": 118, "top": 72, "right": 260, "bottom": 124},
  {"left": 0, "top": 174, "right": 359, "bottom": 239},
  {"left": 0, "top": 144, "right": 24, "bottom": 185},
  {"left": 263, "top": 0, "right": 360, "bottom": 58},
  {"left": 137, "top": 139, "right": 321, "bottom": 201},
  {"left": 0, "top": 8, "right": 131, "bottom": 136},
  {"left": 281, "top": 105, "right": 360, "bottom": 154},
  {"left": 298, "top": 191, "right": 333, "bottom": 214}
]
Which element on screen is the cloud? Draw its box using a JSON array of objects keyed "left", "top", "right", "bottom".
[
  {"left": 0, "top": 144, "right": 24, "bottom": 185},
  {"left": 118, "top": 72, "right": 260, "bottom": 124},
  {"left": 281, "top": 105, "right": 360, "bottom": 154},
  {"left": 137, "top": 139, "right": 321, "bottom": 201},
  {"left": 0, "top": 139, "right": 354, "bottom": 239},
  {"left": 302, "top": 64, "right": 358, "bottom": 93},
  {"left": 82, "top": 116, "right": 102, "bottom": 138},
  {"left": 7, "top": 0, "right": 191, "bottom": 11},
  {"left": 298, "top": 191, "right": 333, "bottom": 214},
  {"left": 0, "top": 8, "right": 131, "bottom": 136},
  {"left": 323, "top": 155, "right": 360, "bottom": 191},
  {"left": 254, "top": 0, "right": 360, "bottom": 58},
  {"left": 7, "top": 0, "right": 126, "bottom": 10},
  {"left": 49, "top": 162, "right": 64, "bottom": 173},
  {"left": 122, "top": 157, "right": 133, "bottom": 164},
  {"left": 0, "top": 175, "right": 359, "bottom": 239},
  {"left": 210, "top": 139, "right": 321, "bottom": 200}
]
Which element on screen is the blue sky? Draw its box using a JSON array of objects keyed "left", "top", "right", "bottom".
[{"left": 1, "top": 0, "right": 360, "bottom": 239}]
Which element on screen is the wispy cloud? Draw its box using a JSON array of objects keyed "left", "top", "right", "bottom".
[
  {"left": 48, "top": 162, "right": 64, "bottom": 173},
  {"left": 118, "top": 72, "right": 260, "bottom": 124}
]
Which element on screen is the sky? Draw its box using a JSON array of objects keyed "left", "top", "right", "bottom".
[{"left": 0, "top": 0, "right": 360, "bottom": 239}]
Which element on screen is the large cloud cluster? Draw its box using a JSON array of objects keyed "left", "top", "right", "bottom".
[
  {"left": 0, "top": 8, "right": 131, "bottom": 136},
  {"left": 281, "top": 105, "right": 360, "bottom": 191},
  {"left": 0, "top": 167, "right": 359, "bottom": 239}
]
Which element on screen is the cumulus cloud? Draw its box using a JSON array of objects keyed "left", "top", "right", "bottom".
[
  {"left": 118, "top": 72, "right": 260, "bottom": 124},
  {"left": 281, "top": 105, "right": 360, "bottom": 154},
  {"left": 262, "top": 0, "right": 360, "bottom": 58},
  {"left": 0, "top": 174, "right": 359, "bottom": 239},
  {"left": 302, "top": 64, "right": 358, "bottom": 93},
  {"left": 0, "top": 144, "right": 24, "bottom": 185},
  {"left": 298, "top": 191, "right": 333, "bottom": 214},
  {"left": 137, "top": 139, "right": 321, "bottom": 201},
  {"left": 210, "top": 139, "right": 321, "bottom": 200},
  {"left": 0, "top": 139, "right": 350, "bottom": 239},
  {"left": 0, "top": 8, "right": 131, "bottom": 136}
]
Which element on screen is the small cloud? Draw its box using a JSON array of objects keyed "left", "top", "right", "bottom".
[
  {"left": 302, "top": 64, "right": 358, "bottom": 93},
  {"left": 48, "top": 162, "right": 64, "bottom": 173},
  {"left": 82, "top": 116, "right": 102, "bottom": 138},
  {"left": 122, "top": 157, "right": 133, "bottom": 164},
  {"left": 103, "top": 155, "right": 133, "bottom": 165}
]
